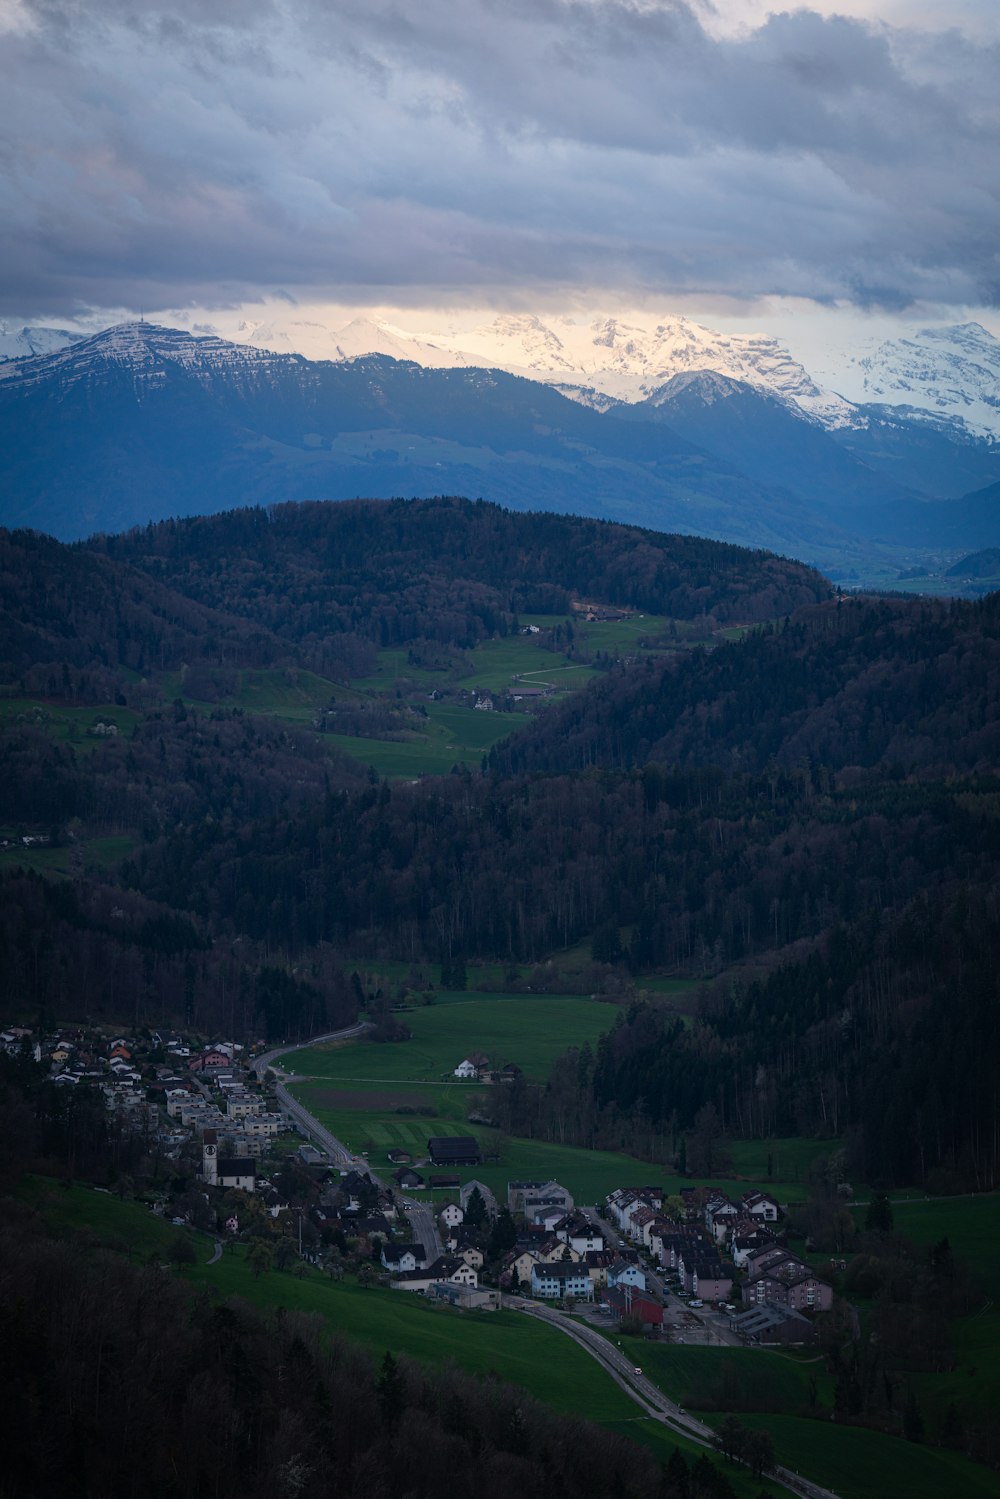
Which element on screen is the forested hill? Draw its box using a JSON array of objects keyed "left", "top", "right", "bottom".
[
  {"left": 0, "top": 527, "right": 293, "bottom": 674},
  {"left": 493, "top": 592, "right": 1000, "bottom": 778},
  {"left": 89, "top": 497, "right": 830, "bottom": 651}
]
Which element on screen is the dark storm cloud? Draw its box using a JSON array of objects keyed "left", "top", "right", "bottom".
[{"left": 2, "top": 0, "right": 998, "bottom": 317}]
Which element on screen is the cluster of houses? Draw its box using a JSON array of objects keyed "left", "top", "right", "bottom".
[
  {"left": 3, "top": 1022, "right": 294, "bottom": 1185},
  {"left": 379, "top": 1178, "right": 501, "bottom": 1310},
  {"left": 484, "top": 1178, "right": 834, "bottom": 1345}
]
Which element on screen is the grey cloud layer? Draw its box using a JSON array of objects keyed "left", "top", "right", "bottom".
[{"left": 2, "top": 0, "right": 998, "bottom": 316}]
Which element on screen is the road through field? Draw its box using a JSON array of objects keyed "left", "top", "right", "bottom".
[
  {"left": 520, "top": 1302, "right": 840, "bottom": 1499},
  {"left": 261, "top": 1026, "right": 840, "bottom": 1499}
]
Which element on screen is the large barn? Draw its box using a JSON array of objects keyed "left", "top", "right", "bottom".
[{"left": 427, "top": 1135, "right": 482, "bottom": 1166}]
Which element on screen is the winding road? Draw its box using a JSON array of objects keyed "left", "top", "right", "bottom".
[
  {"left": 517, "top": 1301, "right": 839, "bottom": 1499},
  {"left": 256, "top": 1025, "right": 839, "bottom": 1499}
]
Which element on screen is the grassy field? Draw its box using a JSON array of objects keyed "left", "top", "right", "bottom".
[
  {"left": 726, "top": 1137, "right": 844, "bottom": 1187},
  {"left": 16, "top": 1176, "right": 212, "bottom": 1261},
  {"left": 23, "top": 1176, "right": 1000, "bottom": 1499},
  {"left": 0, "top": 842, "right": 76, "bottom": 875},
  {"left": 282, "top": 995, "right": 829, "bottom": 1205},
  {"left": 351, "top": 612, "right": 676, "bottom": 702},
  {"left": 285, "top": 992, "right": 618, "bottom": 1084},
  {"left": 726, "top": 1412, "right": 1000, "bottom": 1499},
  {"left": 0, "top": 697, "right": 140, "bottom": 750},
  {"left": 885, "top": 1193, "right": 1000, "bottom": 1283},
  {"left": 325, "top": 707, "right": 528, "bottom": 777},
  {"left": 633, "top": 1342, "right": 832, "bottom": 1416},
  {"left": 880, "top": 1194, "right": 1000, "bottom": 1428},
  {"left": 0, "top": 831, "right": 138, "bottom": 879}
]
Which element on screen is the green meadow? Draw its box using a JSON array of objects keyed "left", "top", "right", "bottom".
[
  {"left": 631, "top": 1343, "right": 832, "bottom": 1416},
  {"left": 22, "top": 1178, "right": 1000, "bottom": 1499},
  {"left": 325, "top": 705, "right": 529, "bottom": 777},
  {"left": 16, "top": 1176, "right": 212, "bottom": 1262},
  {"left": 885, "top": 1193, "right": 1000, "bottom": 1283},
  {"left": 722, "top": 1413, "right": 1000, "bottom": 1499},
  {"left": 877, "top": 1194, "right": 1000, "bottom": 1429},
  {"left": 0, "top": 696, "right": 140, "bottom": 747},
  {"left": 284, "top": 991, "right": 618, "bottom": 1084},
  {"left": 282, "top": 992, "right": 825, "bottom": 1205},
  {"left": 726, "top": 1137, "right": 844, "bottom": 1187}
]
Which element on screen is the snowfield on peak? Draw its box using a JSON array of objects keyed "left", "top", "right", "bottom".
[
  {"left": 838, "top": 323, "right": 1000, "bottom": 441},
  {"left": 233, "top": 309, "right": 863, "bottom": 431},
  {"left": 0, "top": 323, "right": 86, "bottom": 362}
]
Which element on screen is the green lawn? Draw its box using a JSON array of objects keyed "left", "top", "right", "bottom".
[
  {"left": 881, "top": 1195, "right": 1000, "bottom": 1427},
  {"left": 325, "top": 705, "right": 528, "bottom": 777},
  {"left": 24, "top": 1178, "right": 997, "bottom": 1499},
  {"left": 281, "top": 1001, "right": 837, "bottom": 1206},
  {"left": 0, "top": 843, "right": 76, "bottom": 875}
]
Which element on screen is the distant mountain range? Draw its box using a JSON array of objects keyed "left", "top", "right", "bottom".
[
  {"left": 216, "top": 309, "right": 1000, "bottom": 445},
  {"left": 0, "top": 320, "right": 998, "bottom": 573}
]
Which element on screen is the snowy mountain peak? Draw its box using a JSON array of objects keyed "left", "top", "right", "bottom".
[
  {"left": 846, "top": 322, "right": 1000, "bottom": 440},
  {"left": 0, "top": 322, "right": 85, "bottom": 362},
  {"left": 0, "top": 321, "right": 298, "bottom": 397},
  {"left": 270, "top": 308, "right": 859, "bottom": 428}
]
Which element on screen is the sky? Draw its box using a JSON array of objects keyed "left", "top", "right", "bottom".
[{"left": 2, "top": 0, "right": 999, "bottom": 359}]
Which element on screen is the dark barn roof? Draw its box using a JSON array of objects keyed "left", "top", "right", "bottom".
[{"left": 427, "top": 1136, "right": 481, "bottom": 1165}]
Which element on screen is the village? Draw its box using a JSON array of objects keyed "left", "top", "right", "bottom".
[{"left": 4, "top": 1022, "right": 843, "bottom": 1350}]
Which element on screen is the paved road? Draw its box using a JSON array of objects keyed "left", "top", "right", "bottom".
[
  {"left": 257, "top": 1030, "right": 836, "bottom": 1496},
  {"left": 258, "top": 1023, "right": 371, "bottom": 1168},
  {"left": 516, "top": 1300, "right": 840, "bottom": 1499},
  {"left": 258, "top": 1024, "right": 442, "bottom": 1265}
]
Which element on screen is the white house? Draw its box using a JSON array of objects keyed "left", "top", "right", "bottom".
[
  {"left": 453, "top": 1059, "right": 479, "bottom": 1079},
  {"left": 607, "top": 1258, "right": 647, "bottom": 1292},
  {"left": 530, "top": 1263, "right": 593, "bottom": 1301}
]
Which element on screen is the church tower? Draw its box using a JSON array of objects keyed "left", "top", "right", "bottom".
[{"left": 202, "top": 1129, "right": 218, "bottom": 1186}]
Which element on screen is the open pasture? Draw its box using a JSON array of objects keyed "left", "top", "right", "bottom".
[
  {"left": 17, "top": 1177, "right": 210, "bottom": 1261},
  {"left": 726, "top": 1412, "right": 1000, "bottom": 1499},
  {"left": 636, "top": 1343, "right": 829, "bottom": 1416},
  {"left": 325, "top": 705, "right": 527, "bottom": 776},
  {"left": 886, "top": 1192, "right": 1000, "bottom": 1285},
  {"left": 286, "top": 991, "right": 617, "bottom": 1084}
]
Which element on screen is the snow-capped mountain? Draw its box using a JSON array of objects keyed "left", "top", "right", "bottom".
[
  {"left": 0, "top": 320, "right": 298, "bottom": 395},
  {"left": 842, "top": 323, "right": 1000, "bottom": 442},
  {"left": 0, "top": 322, "right": 86, "bottom": 362},
  {"left": 231, "top": 309, "right": 860, "bottom": 430},
  {"left": 10, "top": 310, "right": 999, "bottom": 442},
  {"left": 449, "top": 313, "right": 862, "bottom": 429}
]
